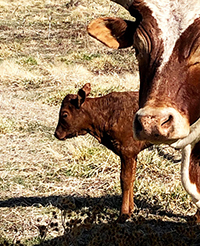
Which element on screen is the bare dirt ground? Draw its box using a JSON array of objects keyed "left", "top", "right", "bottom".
[{"left": 1, "top": 0, "right": 200, "bottom": 245}]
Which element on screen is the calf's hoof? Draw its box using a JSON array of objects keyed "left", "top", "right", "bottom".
[{"left": 117, "top": 213, "right": 130, "bottom": 223}]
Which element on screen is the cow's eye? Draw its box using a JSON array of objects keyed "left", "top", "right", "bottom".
[{"left": 63, "top": 113, "right": 68, "bottom": 118}]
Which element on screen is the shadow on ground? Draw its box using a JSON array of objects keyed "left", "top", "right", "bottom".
[
  {"left": 1, "top": 194, "right": 200, "bottom": 246},
  {"left": 0, "top": 194, "right": 187, "bottom": 219}
]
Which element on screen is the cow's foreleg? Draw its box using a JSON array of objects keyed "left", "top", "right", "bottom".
[
  {"left": 120, "top": 157, "right": 136, "bottom": 219},
  {"left": 181, "top": 143, "right": 200, "bottom": 222}
]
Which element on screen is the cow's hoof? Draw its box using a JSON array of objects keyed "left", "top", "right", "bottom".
[
  {"left": 194, "top": 210, "right": 200, "bottom": 223},
  {"left": 187, "top": 210, "right": 200, "bottom": 224}
]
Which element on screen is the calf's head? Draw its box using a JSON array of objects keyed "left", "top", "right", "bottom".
[
  {"left": 54, "top": 83, "right": 91, "bottom": 140},
  {"left": 88, "top": 0, "right": 200, "bottom": 144}
]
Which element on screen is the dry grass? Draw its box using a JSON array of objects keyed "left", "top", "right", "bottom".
[{"left": 0, "top": 0, "right": 199, "bottom": 245}]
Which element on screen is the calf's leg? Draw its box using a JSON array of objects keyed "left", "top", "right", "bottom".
[{"left": 120, "top": 157, "right": 136, "bottom": 217}]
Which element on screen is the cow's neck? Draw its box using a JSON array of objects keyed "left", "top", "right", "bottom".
[
  {"left": 131, "top": 0, "right": 200, "bottom": 109},
  {"left": 141, "top": 17, "right": 200, "bottom": 123},
  {"left": 131, "top": 0, "right": 200, "bottom": 70},
  {"left": 137, "top": 0, "right": 200, "bottom": 65}
]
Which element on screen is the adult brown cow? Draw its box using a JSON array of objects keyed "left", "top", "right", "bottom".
[{"left": 88, "top": 0, "right": 200, "bottom": 220}]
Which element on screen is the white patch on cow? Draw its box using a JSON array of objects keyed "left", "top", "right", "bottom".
[
  {"left": 181, "top": 144, "right": 200, "bottom": 208},
  {"left": 143, "top": 0, "right": 200, "bottom": 68}
]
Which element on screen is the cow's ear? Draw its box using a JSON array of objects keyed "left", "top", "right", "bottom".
[
  {"left": 187, "top": 39, "right": 200, "bottom": 66},
  {"left": 77, "top": 83, "right": 91, "bottom": 108},
  {"left": 87, "top": 17, "right": 136, "bottom": 49},
  {"left": 180, "top": 20, "right": 200, "bottom": 62}
]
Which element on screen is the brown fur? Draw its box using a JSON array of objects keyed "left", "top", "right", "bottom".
[{"left": 55, "top": 83, "right": 150, "bottom": 219}]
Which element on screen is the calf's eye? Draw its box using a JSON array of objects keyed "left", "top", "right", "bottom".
[{"left": 63, "top": 113, "right": 68, "bottom": 118}]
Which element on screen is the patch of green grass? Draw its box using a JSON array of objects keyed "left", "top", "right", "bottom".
[
  {"left": 60, "top": 52, "right": 101, "bottom": 67},
  {"left": 22, "top": 236, "right": 44, "bottom": 246},
  {"left": 82, "top": 53, "right": 101, "bottom": 61},
  {"left": 63, "top": 144, "right": 119, "bottom": 178},
  {"left": 0, "top": 237, "right": 13, "bottom": 246},
  {"left": 60, "top": 51, "right": 137, "bottom": 75},
  {"left": 20, "top": 78, "right": 42, "bottom": 89},
  {"left": 89, "top": 85, "right": 124, "bottom": 97},
  {"left": 0, "top": 116, "right": 54, "bottom": 137},
  {"left": 20, "top": 56, "right": 38, "bottom": 66},
  {"left": 22, "top": 122, "right": 54, "bottom": 135},
  {"left": 12, "top": 176, "right": 26, "bottom": 186},
  {"left": 0, "top": 117, "right": 16, "bottom": 134},
  {"left": 43, "top": 90, "right": 71, "bottom": 106},
  {"left": 0, "top": 177, "right": 11, "bottom": 191}
]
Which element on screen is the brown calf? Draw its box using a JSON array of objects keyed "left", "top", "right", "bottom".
[{"left": 55, "top": 83, "right": 149, "bottom": 218}]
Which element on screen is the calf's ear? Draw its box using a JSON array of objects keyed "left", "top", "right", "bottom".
[
  {"left": 77, "top": 83, "right": 91, "bottom": 108},
  {"left": 87, "top": 17, "right": 136, "bottom": 49}
]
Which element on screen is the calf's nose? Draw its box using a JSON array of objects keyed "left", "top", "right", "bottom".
[
  {"left": 133, "top": 106, "right": 190, "bottom": 143},
  {"left": 54, "top": 125, "right": 66, "bottom": 140},
  {"left": 54, "top": 131, "right": 59, "bottom": 139}
]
